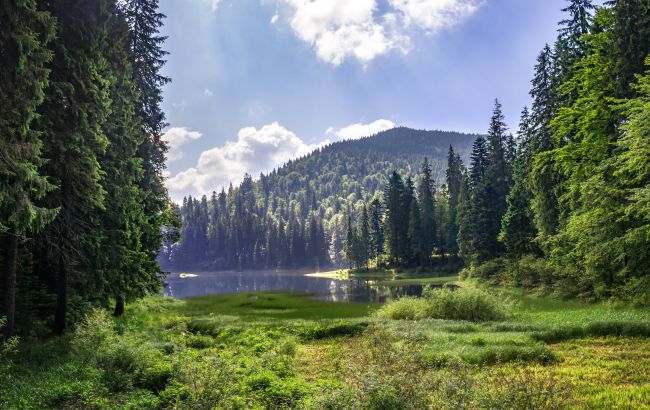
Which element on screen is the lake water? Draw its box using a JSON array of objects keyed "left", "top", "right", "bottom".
[{"left": 163, "top": 270, "right": 429, "bottom": 303}]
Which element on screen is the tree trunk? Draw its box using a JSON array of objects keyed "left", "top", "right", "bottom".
[
  {"left": 113, "top": 295, "right": 125, "bottom": 317},
  {"left": 54, "top": 254, "right": 68, "bottom": 335},
  {"left": 3, "top": 234, "right": 18, "bottom": 340}
]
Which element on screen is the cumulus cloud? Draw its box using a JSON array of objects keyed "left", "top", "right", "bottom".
[
  {"left": 165, "top": 119, "right": 395, "bottom": 199},
  {"left": 276, "top": 0, "right": 483, "bottom": 65},
  {"left": 203, "top": 88, "right": 214, "bottom": 97},
  {"left": 326, "top": 119, "right": 396, "bottom": 140},
  {"left": 166, "top": 123, "right": 316, "bottom": 197},
  {"left": 389, "top": 0, "right": 483, "bottom": 32},
  {"left": 162, "top": 127, "right": 203, "bottom": 162},
  {"left": 281, "top": 0, "right": 408, "bottom": 66}
]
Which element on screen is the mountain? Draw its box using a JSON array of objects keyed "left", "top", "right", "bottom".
[{"left": 160, "top": 127, "right": 481, "bottom": 271}]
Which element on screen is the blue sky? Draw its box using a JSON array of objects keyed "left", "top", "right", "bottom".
[{"left": 159, "top": 0, "right": 581, "bottom": 200}]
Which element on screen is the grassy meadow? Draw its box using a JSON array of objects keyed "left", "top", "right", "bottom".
[{"left": 1, "top": 278, "right": 649, "bottom": 409}]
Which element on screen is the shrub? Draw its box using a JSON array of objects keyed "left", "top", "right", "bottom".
[
  {"left": 0, "top": 318, "right": 18, "bottom": 384},
  {"left": 532, "top": 320, "right": 650, "bottom": 343},
  {"left": 424, "top": 286, "right": 507, "bottom": 322},
  {"left": 301, "top": 381, "right": 359, "bottom": 409},
  {"left": 470, "top": 258, "right": 506, "bottom": 280},
  {"left": 185, "top": 334, "right": 215, "bottom": 349},
  {"left": 72, "top": 309, "right": 170, "bottom": 393},
  {"left": 503, "top": 255, "right": 557, "bottom": 289},
  {"left": 374, "top": 297, "right": 429, "bottom": 320},
  {"left": 297, "top": 320, "right": 368, "bottom": 340}
]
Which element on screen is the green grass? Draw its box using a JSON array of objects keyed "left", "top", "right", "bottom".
[
  {"left": 380, "top": 275, "right": 458, "bottom": 285},
  {"left": 173, "top": 292, "right": 377, "bottom": 321},
  {"left": 2, "top": 284, "right": 649, "bottom": 409}
]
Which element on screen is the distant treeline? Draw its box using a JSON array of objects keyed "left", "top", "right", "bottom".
[
  {"left": 165, "top": 0, "right": 650, "bottom": 306},
  {"left": 159, "top": 128, "right": 478, "bottom": 271},
  {"left": 0, "top": 0, "right": 175, "bottom": 338}
]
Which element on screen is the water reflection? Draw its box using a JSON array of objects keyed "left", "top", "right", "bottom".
[{"left": 163, "top": 270, "right": 434, "bottom": 303}]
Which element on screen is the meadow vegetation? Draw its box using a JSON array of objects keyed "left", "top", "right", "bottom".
[{"left": 1, "top": 283, "right": 648, "bottom": 409}]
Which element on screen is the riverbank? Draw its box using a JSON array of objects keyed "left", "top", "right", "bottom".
[
  {"left": 1, "top": 283, "right": 649, "bottom": 409},
  {"left": 306, "top": 267, "right": 460, "bottom": 285}
]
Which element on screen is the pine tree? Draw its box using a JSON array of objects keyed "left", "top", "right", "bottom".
[
  {"left": 559, "top": 0, "right": 594, "bottom": 60},
  {"left": 445, "top": 146, "right": 463, "bottom": 257},
  {"left": 418, "top": 158, "right": 436, "bottom": 262},
  {"left": 610, "top": 0, "right": 650, "bottom": 98},
  {"left": 369, "top": 198, "right": 384, "bottom": 266},
  {"left": 36, "top": 0, "right": 113, "bottom": 334},
  {"left": 408, "top": 200, "right": 424, "bottom": 266},
  {"left": 0, "top": 0, "right": 57, "bottom": 338},
  {"left": 500, "top": 107, "right": 539, "bottom": 257},
  {"left": 358, "top": 205, "right": 370, "bottom": 269},
  {"left": 344, "top": 214, "right": 356, "bottom": 269},
  {"left": 484, "top": 99, "right": 511, "bottom": 258},
  {"left": 383, "top": 171, "right": 407, "bottom": 265},
  {"left": 121, "top": 0, "right": 172, "bottom": 288},
  {"left": 98, "top": 3, "right": 161, "bottom": 317}
]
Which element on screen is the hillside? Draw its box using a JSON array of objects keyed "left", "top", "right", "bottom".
[{"left": 160, "top": 127, "right": 480, "bottom": 271}]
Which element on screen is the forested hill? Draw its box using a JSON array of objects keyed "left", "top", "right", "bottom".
[{"left": 160, "top": 127, "right": 480, "bottom": 271}]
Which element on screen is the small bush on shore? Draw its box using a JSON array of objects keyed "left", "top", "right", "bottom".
[{"left": 375, "top": 286, "right": 507, "bottom": 322}]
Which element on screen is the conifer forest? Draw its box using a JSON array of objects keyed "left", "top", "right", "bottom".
[{"left": 1, "top": 1, "right": 650, "bottom": 409}]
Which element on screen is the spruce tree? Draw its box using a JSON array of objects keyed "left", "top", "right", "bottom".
[
  {"left": 99, "top": 4, "right": 159, "bottom": 316},
  {"left": 418, "top": 158, "right": 436, "bottom": 262},
  {"left": 36, "top": 0, "right": 113, "bottom": 334},
  {"left": 445, "top": 146, "right": 463, "bottom": 257},
  {"left": 500, "top": 107, "right": 539, "bottom": 257},
  {"left": 369, "top": 198, "right": 384, "bottom": 266},
  {"left": 383, "top": 172, "right": 407, "bottom": 265},
  {"left": 484, "top": 99, "right": 511, "bottom": 258},
  {"left": 358, "top": 205, "right": 370, "bottom": 269},
  {"left": 121, "top": 0, "right": 172, "bottom": 286},
  {"left": 0, "top": 0, "right": 57, "bottom": 338}
]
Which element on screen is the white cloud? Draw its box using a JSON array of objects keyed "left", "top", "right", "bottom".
[
  {"left": 271, "top": 13, "right": 279, "bottom": 24},
  {"left": 203, "top": 88, "right": 214, "bottom": 97},
  {"left": 326, "top": 119, "right": 396, "bottom": 140},
  {"left": 389, "top": 0, "right": 483, "bottom": 32},
  {"left": 166, "top": 122, "right": 316, "bottom": 197},
  {"left": 276, "top": 0, "right": 483, "bottom": 66},
  {"left": 165, "top": 119, "right": 394, "bottom": 199},
  {"left": 208, "top": 0, "right": 221, "bottom": 12},
  {"left": 282, "top": 0, "right": 408, "bottom": 66},
  {"left": 162, "top": 127, "right": 203, "bottom": 162}
]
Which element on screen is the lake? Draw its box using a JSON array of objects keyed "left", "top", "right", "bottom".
[{"left": 163, "top": 269, "right": 428, "bottom": 303}]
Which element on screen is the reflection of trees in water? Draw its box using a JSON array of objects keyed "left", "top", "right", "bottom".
[
  {"left": 341, "top": 280, "right": 424, "bottom": 303},
  {"left": 163, "top": 271, "right": 438, "bottom": 303}
]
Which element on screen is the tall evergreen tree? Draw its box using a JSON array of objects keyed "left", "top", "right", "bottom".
[
  {"left": 484, "top": 99, "right": 511, "bottom": 258},
  {"left": 445, "top": 146, "right": 463, "bottom": 257},
  {"left": 500, "top": 108, "right": 539, "bottom": 257},
  {"left": 121, "top": 0, "right": 172, "bottom": 286},
  {"left": 369, "top": 198, "right": 384, "bottom": 265},
  {"left": 0, "top": 0, "right": 57, "bottom": 338},
  {"left": 418, "top": 158, "right": 436, "bottom": 262},
  {"left": 358, "top": 205, "right": 370, "bottom": 269},
  {"left": 36, "top": 0, "right": 113, "bottom": 334},
  {"left": 383, "top": 171, "right": 407, "bottom": 265}
]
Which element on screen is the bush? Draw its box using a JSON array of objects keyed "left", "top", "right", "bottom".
[
  {"left": 376, "top": 287, "right": 507, "bottom": 322},
  {"left": 374, "top": 297, "right": 429, "bottom": 320},
  {"left": 470, "top": 258, "right": 506, "bottom": 280},
  {"left": 297, "top": 320, "right": 368, "bottom": 340},
  {"left": 424, "top": 286, "right": 507, "bottom": 322},
  {"left": 72, "top": 309, "right": 171, "bottom": 393},
  {"left": 532, "top": 320, "right": 650, "bottom": 343},
  {"left": 0, "top": 317, "right": 18, "bottom": 384},
  {"left": 503, "top": 255, "right": 557, "bottom": 289}
]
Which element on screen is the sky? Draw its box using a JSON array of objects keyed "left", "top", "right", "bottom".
[{"left": 158, "top": 0, "right": 577, "bottom": 201}]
